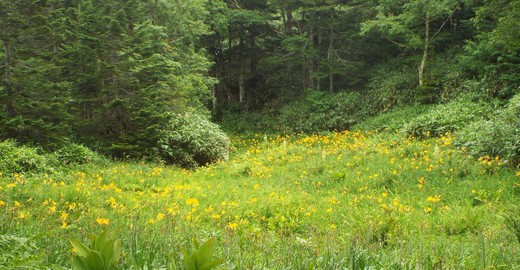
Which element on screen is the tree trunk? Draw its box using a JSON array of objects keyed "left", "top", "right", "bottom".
[{"left": 419, "top": 13, "right": 430, "bottom": 87}]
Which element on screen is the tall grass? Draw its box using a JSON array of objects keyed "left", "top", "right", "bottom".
[{"left": 1, "top": 131, "right": 519, "bottom": 268}]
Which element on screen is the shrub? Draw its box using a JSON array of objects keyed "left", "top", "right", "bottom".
[
  {"left": 55, "top": 144, "right": 103, "bottom": 165},
  {"left": 455, "top": 94, "right": 520, "bottom": 165},
  {"left": 352, "top": 104, "right": 433, "bottom": 132},
  {"left": 402, "top": 99, "right": 493, "bottom": 137},
  {"left": 158, "top": 113, "right": 231, "bottom": 167},
  {"left": 0, "top": 140, "right": 54, "bottom": 174},
  {"left": 278, "top": 90, "right": 366, "bottom": 133},
  {"left": 218, "top": 90, "right": 367, "bottom": 134}
]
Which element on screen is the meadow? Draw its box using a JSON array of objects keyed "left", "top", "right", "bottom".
[{"left": 1, "top": 131, "right": 520, "bottom": 269}]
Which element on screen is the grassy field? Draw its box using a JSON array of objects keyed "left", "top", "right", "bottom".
[{"left": 1, "top": 131, "right": 520, "bottom": 269}]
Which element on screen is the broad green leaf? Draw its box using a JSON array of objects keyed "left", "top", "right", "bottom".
[
  {"left": 71, "top": 257, "right": 90, "bottom": 270},
  {"left": 84, "top": 250, "right": 104, "bottom": 270},
  {"left": 199, "top": 258, "right": 224, "bottom": 270},
  {"left": 69, "top": 238, "right": 91, "bottom": 258},
  {"left": 196, "top": 238, "right": 216, "bottom": 266}
]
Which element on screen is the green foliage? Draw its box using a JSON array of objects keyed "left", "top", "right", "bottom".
[
  {"left": 352, "top": 104, "right": 433, "bottom": 132},
  {"left": 55, "top": 144, "right": 103, "bottom": 165},
  {"left": 220, "top": 90, "right": 367, "bottom": 133},
  {"left": 363, "top": 59, "right": 418, "bottom": 112},
  {"left": 181, "top": 238, "right": 223, "bottom": 270},
  {"left": 159, "top": 113, "right": 231, "bottom": 167},
  {"left": 0, "top": 235, "right": 49, "bottom": 269},
  {"left": 70, "top": 230, "right": 122, "bottom": 270},
  {"left": 459, "top": 0, "right": 520, "bottom": 98},
  {"left": 402, "top": 99, "right": 493, "bottom": 137},
  {"left": 278, "top": 90, "right": 366, "bottom": 133},
  {"left": 0, "top": 140, "right": 54, "bottom": 174},
  {"left": 455, "top": 94, "right": 520, "bottom": 165}
]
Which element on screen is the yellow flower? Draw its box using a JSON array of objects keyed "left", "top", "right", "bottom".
[
  {"left": 393, "top": 198, "right": 399, "bottom": 206},
  {"left": 418, "top": 177, "right": 425, "bottom": 188},
  {"left": 96, "top": 218, "right": 110, "bottom": 225},
  {"left": 48, "top": 205, "right": 56, "bottom": 214},
  {"left": 186, "top": 198, "right": 199, "bottom": 207},
  {"left": 227, "top": 222, "right": 238, "bottom": 230},
  {"left": 0, "top": 200, "right": 5, "bottom": 207},
  {"left": 516, "top": 171, "right": 520, "bottom": 177},
  {"left": 329, "top": 197, "right": 340, "bottom": 205},
  {"left": 156, "top": 213, "right": 165, "bottom": 221},
  {"left": 60, "top": 212, "right": 68, "bottom": 221},
  {"left": 61, "top": 222, "right": 68, "bottom": 229},
  {"left": 18, "top": 212, "right": 28, "bottom": 219},
  {"left": 424, "top": 207, "right": 432, "bottom": 214},
  {"left": 330, "top": 224, "right": 337, "bottom": 230},
  {"left": 427, "top": 195, "right": 441, "bottom": 203}
]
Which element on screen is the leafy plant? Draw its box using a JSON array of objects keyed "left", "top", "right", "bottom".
[
  {"left": 0, "top": 234, "right": 55, "bottom": 269},
  {"left": 402, "top": 99, "right": 493, "bottom": 137},
  {"left": 69, "top": 230, "right": 122, "bottom": 270},
  {"left": 455, "top": 93, "right": 520, "bottom": 165},
  {"left": 181, "top": 238, "right": 223, "bottom": 270},
  {"left": 0, "top": 139, "right": 55, "bottom": 174},
  {"left": 352, "top": 104, "right": 432, "bottom": 131},
  {"left": 55, "top": 143, "right": 102, "bottom": 165},
  {"left": 158, "top": 113, "right": 231, "bottom": 167}
]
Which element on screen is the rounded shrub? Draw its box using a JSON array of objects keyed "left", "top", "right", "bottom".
[
  {"left": 158, "top": 113, "right": 231, "bottom": 167},
  {"left": 0, "top": 140, "right": 54, "bottom": 174},
  {"left": 54, "top": 143, "right": 102, "bottom": 165}
]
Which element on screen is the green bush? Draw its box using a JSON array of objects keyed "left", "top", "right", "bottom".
[
  {"left": 455, "top": 94, "right": 520, "bottom": 165},
  {"left": 218, "top": 90, "right": 367, "bottom": 134},
  {"left": 158, "top": 113, "right": 231, "bottom": 167},
  {"left": 363, "top": 58, "right": 417, "bottom": 112},
  {"left": 402, "top": 99, "right": 493, "bottom": 137},
  {"left": 55, "top": 144, "right": 103, "bottom": 165},
  {"left": 278, "top": 90, "right": 366, "bottom": 133},
  {"left": 0, "top": 140, "right": 54, "bottom": 174},
  {"left": 352, "top": 104, "right": 433, "bottom": 132}
]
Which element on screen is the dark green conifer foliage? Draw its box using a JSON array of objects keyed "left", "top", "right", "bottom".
[{"left": 0, "top": 0, "right": 72, "bottom": 149}]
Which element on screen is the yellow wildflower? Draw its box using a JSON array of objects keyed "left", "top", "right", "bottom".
[
  {"left": 227, "top": 222, "right": 238, "bottom": 230},
  {"left": 96, "top": 218, "right": 110, "bottom": 225},
  {"left": 427, "top": 195, "right": 441, "bottom": 203},
  {"left": 418, "top": 177, "right": 425, "bottom": 188},
  {"left": 186, "top": 198, "right": 199, "bottom": 207},
  {"left": 18, "top": 212, "right": 28, "bottom": 219},
  {"left": 0, "top": 200, "right": 5, "bottom": 207}
]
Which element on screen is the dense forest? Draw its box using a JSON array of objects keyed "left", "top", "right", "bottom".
[{"left": 1, "top": 0, "right": 519, "bottom": 166}]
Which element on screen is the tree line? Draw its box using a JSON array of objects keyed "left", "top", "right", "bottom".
[{"left": 1, "top": 0, "right": 518, "bottom": 161}]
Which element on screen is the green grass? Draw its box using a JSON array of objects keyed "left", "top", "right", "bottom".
[{"left": 1, "top": 131, "right": 520, "bottom": 269}]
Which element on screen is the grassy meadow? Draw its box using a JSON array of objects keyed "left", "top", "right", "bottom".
[{"left": 1, "top": 131, "right": 520, "bottom": 269}]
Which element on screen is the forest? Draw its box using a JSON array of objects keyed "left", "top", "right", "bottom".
[{"left": 0, "top": 0, "right": 519, "bottom": 269}]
